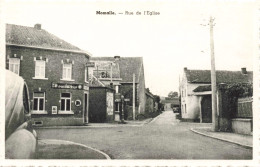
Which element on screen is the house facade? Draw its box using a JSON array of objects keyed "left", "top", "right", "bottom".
[
  {"left": 180, "top": 67, "right": 253, "bottom": 132},
  {"left": 88, "top": 57, "right": 146, "bottom": 120},
  {"left": 6, "top": 24, "right": 90, "bottom": 126}
]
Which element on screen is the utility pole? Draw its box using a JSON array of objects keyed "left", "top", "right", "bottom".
[
  {"left": 209, "top": 16, "right": 218, "bottom": 131},
  {"left": 133, "top": 73, "right": 135, "bottom": 120},
  {"left": 201, "top": 16, "right": 218, "bottom": 131}
]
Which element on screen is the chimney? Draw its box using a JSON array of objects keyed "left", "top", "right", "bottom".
[
  {"left": 114, "top": 55, "right": 120, "bottom": 61},
  {"left": 34, "top": 24, "right": 41, "bottom": 30},
  {"left": 184, "top": 67, "right": 188, "bottom": 72},
  {"left": 241, "top": 67, "right": 247, "bottom": 74}
]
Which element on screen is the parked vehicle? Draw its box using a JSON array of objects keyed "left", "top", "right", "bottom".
[{"left": 5, "top": 69, "right": 37, "bottom": 159}]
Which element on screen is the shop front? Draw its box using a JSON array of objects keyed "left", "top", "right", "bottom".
[{"left": 31, "top": 82, "right": 89, "bottom": 126}]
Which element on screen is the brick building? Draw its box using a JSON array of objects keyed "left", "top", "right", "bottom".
[
  {"left": 6, "top": 24, "right": 90, "bottom": 126},
  {"left": 88, "top": 57, "right": 146, "bottom": 119}
]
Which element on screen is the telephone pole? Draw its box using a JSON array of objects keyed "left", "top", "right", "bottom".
[
  {"left": 209, "top": 16, "right": 218, "bottom": 131},
  {"left": 201, "top": 16, "right": 218, "bottom": 131},
  {"left": 133, "top": 73, "right": 136, "bottom": 120}
]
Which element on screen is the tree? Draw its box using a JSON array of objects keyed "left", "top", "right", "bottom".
[{"left": 168, "top": 91, "right": 178, "bottom": 98}]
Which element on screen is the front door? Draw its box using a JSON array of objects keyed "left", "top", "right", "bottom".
[
  {"left": 201, "top": 95, "right": 212, "bottom": 123},
  {"left": 84, "top": 93, "right": 88, "bottom": 123}
]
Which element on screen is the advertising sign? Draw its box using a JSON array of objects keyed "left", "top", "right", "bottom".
[
  {"left": 52, "top": 83, "right": 83, "bottom": 90},
  {"left": 106, "top": 92, "right": 114, "bottom": 115},
  {"left": 52, "top": 106, "right": 57, "bottom": 114}
]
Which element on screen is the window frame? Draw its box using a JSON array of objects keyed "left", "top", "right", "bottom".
[
  {"left": 62, "top": 63, "right": 72, "bottom": 80},
  {"left": 8, "top": 58, "right": 20, "bottom": 75},
  {"left": 32, "top": 92, "right": 47, "bottom": 114},
  {"left": 60, "top": 93, "right": 73, "bottom": 113},
  {"left": 34, "top": 60, "right": 46, "bottom": 79}
]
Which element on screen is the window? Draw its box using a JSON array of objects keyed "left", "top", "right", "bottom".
[
  {"left": 9, "top": 58, "right": 20, "bottom": 75},
  {"left": 60, "top": 93, "right": 71, "bottom": 111},
  {"left": 35, "top": 60, "right": 46, "bottom": 78},
  {"left": 33, "top": 92, "right": 45, "bottom": 111},
  {"left": 63, "top": 64, "right": 72, "bottom": 80}
]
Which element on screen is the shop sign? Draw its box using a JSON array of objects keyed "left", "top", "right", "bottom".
[{"left": 52, "top": 83, "right": 83, "bottom": 90}]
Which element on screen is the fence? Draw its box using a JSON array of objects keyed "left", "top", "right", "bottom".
[{"left": 237, "top": 97, "right": 253, "bottom": 118}]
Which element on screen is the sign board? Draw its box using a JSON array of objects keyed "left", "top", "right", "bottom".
[
  {"left": 52, "top": 106, "right": 57, "bottom": 114},
  {"left": 115, "top": 99, "right": 121, "bottom": 102},
  {"left": 52, "top": 83, "right": 83, "bottom": 90},
  {"left": 86, "top": 62, "right": 95, "bottom": 67},
  {"left": 124, "top": 98, "right": 130, "bottom": 102},
  {"left": 106, "top": 92, "right": 114, "bottom": 115},
  {"left": 75, "top": 100, "right": 82, "bottom": 107}
]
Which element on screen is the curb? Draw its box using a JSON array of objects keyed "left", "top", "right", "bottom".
[
  {"left": 34, "top": 118, "right": 154, "bottom": 129},
  {"left": 190, "top": 128, "right": 252, "bottom": 149},
  {"left": 39, "top": 139, "right": 111, "bottom": 159}
]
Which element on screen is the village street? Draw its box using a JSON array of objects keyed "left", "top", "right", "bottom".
[{"left": 35, "top": 110, "right": 252, "bottom": 159}]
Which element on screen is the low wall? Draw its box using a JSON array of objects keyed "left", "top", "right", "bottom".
[
  {"left": 32, "top": 117, "right": 84, "bottom": 126},
  {"left": 231, "top": 118, "right": 252, "bottom": 135}
]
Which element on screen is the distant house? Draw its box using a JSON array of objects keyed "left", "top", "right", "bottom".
[
  {"left": 6, "top": 24, "right": 91, "bottom": 126},
  {"left": 160, "top": 97, "right": 179, "bottom": 111},
  {"left": 179, "top": 67, "right": 253, "bottom": 134},
  {"left": 88, "top": 57, "right": 146, "bottom": 119}
]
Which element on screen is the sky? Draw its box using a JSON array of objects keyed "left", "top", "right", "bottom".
[{"left": 4, "top": 0, "right": 257, "bottom": 96}]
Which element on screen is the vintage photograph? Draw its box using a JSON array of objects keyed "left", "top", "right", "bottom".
[{"left": 1, "top": 0, "right": 258, "bottom": 165}]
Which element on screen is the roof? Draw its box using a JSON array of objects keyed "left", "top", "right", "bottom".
[
  {"left": 145, "top": 90, "right": 154, "bottom": 98},
  {"left": 90, "top": 57, "right": 144, "bottom": 83},
  {"left": 6, "top": 24, "right": 85, "bottom": 53},
  {"left": 185, "top": 69, "right": 253, "bottom": 84},
  {"left": 193, "top": 85, "right": 211, "bottom": 92}
]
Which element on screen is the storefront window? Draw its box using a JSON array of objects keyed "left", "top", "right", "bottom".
[
  {"left": 33, "top": 92, "right": 45, "bottom": 111},
  {"left": 61, "top": 93, "right": 71, "bottom": 111}
]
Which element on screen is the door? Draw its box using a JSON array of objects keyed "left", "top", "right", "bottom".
[
  {"left": 84, "top": 93, "right": 88, "bottom": 123},
  {"left": 201, "top": 95, "right": 212, "bottom": 123}
]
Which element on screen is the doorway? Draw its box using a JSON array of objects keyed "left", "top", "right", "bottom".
[{"left": 201, "top": 95, "right": 212, "bottom": 123}]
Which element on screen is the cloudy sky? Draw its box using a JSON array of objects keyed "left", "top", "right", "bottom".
[{"left": 4, "top": 0, "right": 257, "bottom": 96}]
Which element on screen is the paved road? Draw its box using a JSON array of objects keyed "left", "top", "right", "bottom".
[{"left": 36, "top": 111, "right": 252, "bottom": 159}]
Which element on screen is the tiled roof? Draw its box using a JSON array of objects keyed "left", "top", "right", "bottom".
[
  {"left": 193, "top": 85, "right": 211, "bottom": 92},
  {"left": 185, "top": 69, "right": 253, "bottom": 84},
  {"left": 6, "top": 24, "right": 82, "bottom": 51},
  {"left": 90, "top": 57, "right": 143, "bottom": 83}
]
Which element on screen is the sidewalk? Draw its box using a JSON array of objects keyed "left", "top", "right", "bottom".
[
  {"left": 36, "top": 139, "right": 111, "bottom": 159},
  {"left": 191, "top": 127, "right": 252, "bottom": 148},
  {"left": 34, "top": 118, "right": 153, "bottom": 129}
]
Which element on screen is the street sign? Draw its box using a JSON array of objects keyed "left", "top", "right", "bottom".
[
  {"left": 115, "top": 99, "right": 121, "bottom": 102},
  {"left": 124, "top": 98, "right": 130, "bottom": 102}
]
